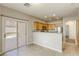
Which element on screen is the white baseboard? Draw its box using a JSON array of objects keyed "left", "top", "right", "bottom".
[{"left": 33, "top": 42, "right": 62, "bottom": 53}]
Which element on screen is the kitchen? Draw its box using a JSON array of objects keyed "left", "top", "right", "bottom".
[{"left": 32, "top": 20, "right": 63, "bottom": 52}]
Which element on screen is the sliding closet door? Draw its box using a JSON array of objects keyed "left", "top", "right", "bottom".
[
  {"left": 18, "top": 21, "right": 27, "bottom": 47},
  {"left": 2, "top": 17, "right": 17, "bottom": 52}
]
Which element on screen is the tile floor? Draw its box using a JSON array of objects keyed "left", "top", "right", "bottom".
[
  {"left": 2, "top": 43, "right": 79, "bottom": 56},
  {"left": 3, "top": 44, "right": 62, "bottom": 56}
]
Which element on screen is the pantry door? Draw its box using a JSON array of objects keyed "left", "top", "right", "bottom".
[
  {"left": 2, "top": 17, "right": 17, "bottom": 52},
  {"left": 18, "top": 21, "right": 27, "bottom": 47}
]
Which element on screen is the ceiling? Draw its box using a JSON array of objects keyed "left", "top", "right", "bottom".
[{"left": 0, "top": 3, "right": 79, "bottom": 21}]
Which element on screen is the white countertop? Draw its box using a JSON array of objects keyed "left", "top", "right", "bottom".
[{"left": 33, "top": 31, "right": 61, "bottom": 33}]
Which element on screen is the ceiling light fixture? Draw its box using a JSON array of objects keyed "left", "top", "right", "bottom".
[{"left": 24, "top": 3, "right": 32, "bottom": 7}]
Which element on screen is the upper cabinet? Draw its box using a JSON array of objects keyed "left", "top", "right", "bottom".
[
  {"left": 33, "top": 22, "right": 44, "bottom": 31},
  {"left": 33, "top": 21, "right": 56, "bottom": 31},
  {"left": 48, "top": 24, "right": 56, "bottom": 30}
]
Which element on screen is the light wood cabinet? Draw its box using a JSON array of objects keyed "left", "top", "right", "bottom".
[
  {"left": 46, "top": 24, "right": 56, "bottom": 30},
  {"left": 33, "top": 21, "right": 56, "bottom": 31},
  {"left": 33, "top": 22, "right": 44, "bottom": 31}
]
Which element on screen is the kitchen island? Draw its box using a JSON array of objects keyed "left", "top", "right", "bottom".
[{"left": 33, "top": 32, "right": 62, "bottom": 52}]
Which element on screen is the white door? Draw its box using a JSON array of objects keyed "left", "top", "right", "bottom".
[
  {"left": 2, "top": 17, "right": 17, "bottom": 52},
  {"left": 18, "top": 21, "right": 27, "bottom": 47}
]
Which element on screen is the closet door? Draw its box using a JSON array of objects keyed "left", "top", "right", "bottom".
[
  {"left": 2, "top": 17, "right": 17, "bottom": 52},
  {"left": 18, "top": 21, "right": 27, "bottom": 47}
]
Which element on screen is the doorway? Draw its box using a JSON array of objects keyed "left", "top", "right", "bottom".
[
  {"left": 65, "top": 21, "right": 76, "bottom": 44},
  {"left": 65, "top": 25, "right": 69, "bottom": 42},
  {"left": 2, "top": 16, "right": 28, "bottom": 53}
]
